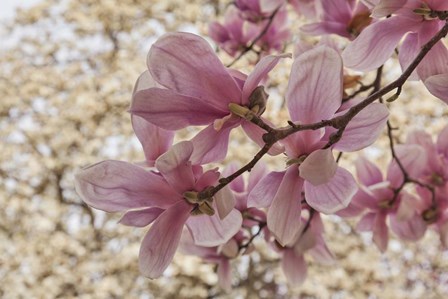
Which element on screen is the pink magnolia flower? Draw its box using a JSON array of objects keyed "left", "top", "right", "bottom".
[
  {"left": 209, "top": 5, "right": 290, "bottom": 57},
  {"left": 131, "top": 32, "right": 288, "bottom": 164},
  {"left": 350, "top": 145, "right": 428, "bottom": 251},
  {"left": 289, "top": 0, "right": 318, "bottom": 19},
  {"left": 180, "top": 230, "right": 244, "bottom": 291},
  {"left": 342, "top": 0, "right": 448, "bottom": 102},
  {"left": 302, "top": 0, "right": 373, "bottom": 39},
  {"left": 256, "top": 6, "right": 291, "bottom": 53},
  {"left": 275, "top": 212, "right": 334, "bottom": 285},
  {"left": 131, "top": 70, "right": 175, "bottom": 167},
  {"left": 75, "top": 141, "right": 243, "bottom": 278},
  {"left": 406, "top": 126, "right": 448, "bottom": 186},
  {"left": 414, "top": 186, "right": 448, "bottom": 247},
  {"left": 248, "top": 46, "right": 389, "bottom": 246},
  {"left": 209, "top": 6, "right": 259, "bottom": 57},
  {"left": 179, "top": 162, "right": 269, "bottom": 290},
  {"left": 222, "top": 161, "right": 268, "bottom": 217},
  {"left": 235, "top": 0, "right": 284, "bottom": 22}
]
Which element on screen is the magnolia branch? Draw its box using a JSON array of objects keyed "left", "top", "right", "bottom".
[
  {"left": 226, "top": 5, "right": 281, "bottom": 67},
  {"left": 198, "top": 21, "right": 448, "bottom": 202}
]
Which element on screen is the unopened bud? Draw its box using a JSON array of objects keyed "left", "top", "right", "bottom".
[{"left": 248, "top": 86, "right": 269, "bottom": 116}]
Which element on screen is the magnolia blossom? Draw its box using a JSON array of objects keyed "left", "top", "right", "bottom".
[
  {"left": 209, "top": 5, "right": 290, "bottom": 57},
  {"left": 349, "top": 145, "right": 428, "bottom": 251},
  {"left": 179, "top": 163, "right": 268, "bottom": 290},
  {"left": 131, "top": 32, "right": 288, "bottom": 164},
  {"left": 302, "top": 0, "right": 372, "bottom": 39},
  {"left": 248, "top": 46, "right": 389, "bottom": 246},
  {"left": 275, "top": 212, "right": 334, "bottom": 285},
  {"left": 180, "top": 230, "right": 242, "bottom": 291},
  {"left": 406, "top": 126, "right": 448, "bottom": 186},
  {"left": 289, "top": 0, "right": 318, "bottom": 19},
  {"left": 342, "top": 0, "right": 448, "bottom": 102},
  {"left": 414, "top": 186, "right": 448, "bottom": 247},
  {"left": 209, "top": 6, "right": 259, "bottom": 57},
  {"left": 234, "top": 0, "right": 284, "bottom": 22},
  {"left": 75, "top": 141, "right": 243, "bottom": 278}
]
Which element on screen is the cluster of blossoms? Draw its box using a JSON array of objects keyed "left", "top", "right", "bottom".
[
  {"left": 342, "top": 126, "right": 448, "bottom": 252},
  {"left": 75, "top": 0, "right": 448, "bottom": 289},
  {"left": 208, "top": 0, "right": 291, "bottom": 58}
]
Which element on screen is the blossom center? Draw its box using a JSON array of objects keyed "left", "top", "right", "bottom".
[{"left": 183, "top": 191, "right": 215, "bottom": 216}]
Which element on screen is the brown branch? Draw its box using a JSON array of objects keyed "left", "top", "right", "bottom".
[
  {"left": 198, "top": 21, "right": 448, "bottom": 201},
  {"left": 342, "top": 66, "right": 383, "bottom": 102},
  {"left": 239, "top": 222, "right": 266, "bottom": 252},
  {"left": 226, "top": 6, "right": 281, "bottom": 67}
]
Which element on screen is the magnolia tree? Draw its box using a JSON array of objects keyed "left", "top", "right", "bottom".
[{"left": 75, "top": 0, "right": 448, "bottom": 291}]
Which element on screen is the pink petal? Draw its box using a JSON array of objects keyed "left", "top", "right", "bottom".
[
  {"left": 301, "top": 21, "right": 351, "bottom": 38},
  {"left": 318, "top": 0, "right": 353, "bottom": 22},
  {"left": 299, "top": 149, "right": 337, "bottom": 186},
  {"left": 241, "top": 120, "right": 284, "bottom": 156},
  {"left": 139, "top": 200, "right": 191, "bottom": 278},
  {"left": 352, "top": 186, "right": 382, "bottom": 210},
  {"left": 119, "top": 207, "right": 164, "bottom": 227},
  {"left": 186, "top": 209, "right": 243, "bottom": 247},
  {"left": 417, "top": 22, "right": 448, "bottom": 80},
  {"left": 217, "top": 259, "right": 232, "bottom": 291},
  {"left": 395, "top": 192, "right": 419, "bottom": 221},
  {"left": 179, "top": 230, "right": 217, "bottom": 258},
  {"left": 342, "top": 16, "right": 420, "bottom": 72},
  {"left": 247, "top": 171, "right": 285, "bottom": 208},
  {"left": 335, "top": 200, "right": 365, "bottom": 217},
  {"left": 371, "top": 0, "right": 407, "bottom": 17},
  {"left": 131, "top": 115, "right": 174, "bottom": 167},
  {"left": 386, "top": 144, "right": 427, "bottom": 188},
  {"left": 294, "top": 224, "right": 317, "bottom": 254},
  {"left": 242, "top": 53, "right": 291, "bottom": 104},
  {"left": 75, "top": 160, "right": 180, "bottom": 212},
  {"left": 267, "top": 167, "right": 303, "bottom": 246},
  {"left": 309, "top": 240, "right": 335, "bottom": 265},
  {"left": 424, "top": 74, "right": 448, "bottom": 104},
  {"left": 281, "top": 249, "right": 307, "bottom": 285},
  {"left": 287, "top": 46, "right": 343, "bottom": 123},
  {"left": 260, "top": 0, "right": 284, "bottom": 13},
  {"left": 215, "top": 185, "right": 236, "bottom": 220},
  {"left": 439, "top": 221, "right": 448, "bottom": 248},
  {"left": 155, "top": 141, "right": 195, "bottom": 193},
  {"left": 222, "top": 163, "right": 245, "bottom": 193},
  {"left": 220, "top": 238, "right": 239, "bottom": 258},
  {"left": 247, "top": 161, "right": 269, "bottom": 193},
  {"left": 406, "top": 130, "right": 441, "bottom": 173},
  {"left": 190, "top": 121, "right": 239, "bottom": 164},
  {"left": 356, "top": 212, "right": 376, "bottom": 231},
  {"left": 355, "top": 156, "right": 384, "bottom": 186},
  {"left": 331, "top": 103, "right": 389, "bottom": 152},
  {"left": 426, "top": 0, "right": 448, "bottom": 10},
  {"left": 131, "top": 88, "right": 226, "bottom": 130},
  {"left": 148, "top": 32, "right": 241, "bottom": 110},
  {"left": 390, "top": 212, "right": 427, "bottom": 241},
  {"left": 195, "top": 169, "right": 220, "bottom": 191},
  {"left": 437, "top": 125, "right": 448, "bottom": 158},
  {"left": 399, "top": 33, "right": 419, "bottom": 80},
  {"left": 132, "top": 70, "right": 160, "bottom": 94},
  {"left": 304, "top": 167, "right": 357, "bottom": 214},
  {"left": 208, "top": 22, "right": 230, "bottom": 43}
]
